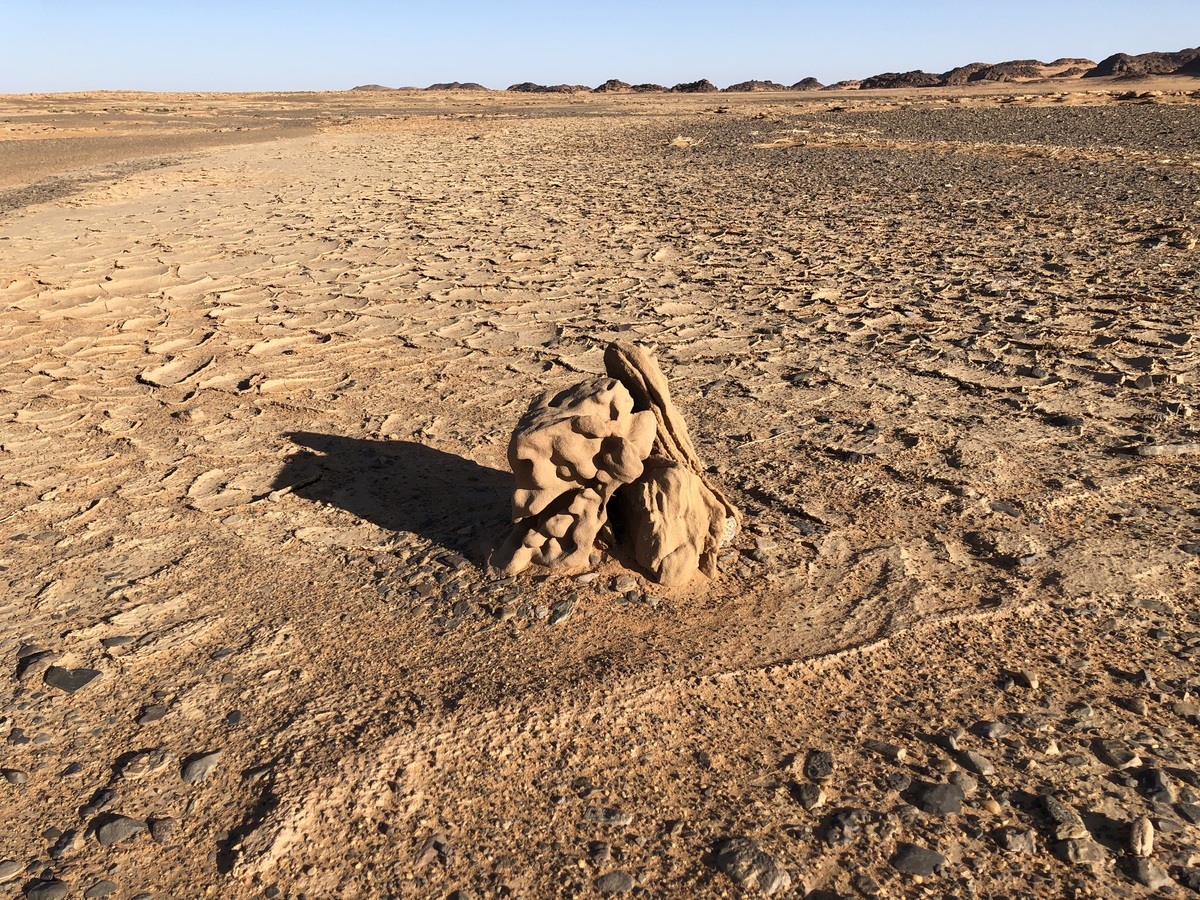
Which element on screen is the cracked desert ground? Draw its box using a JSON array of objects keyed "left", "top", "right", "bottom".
[{"left": 2, "top": 82, "right": 1200, "bottom": 899}]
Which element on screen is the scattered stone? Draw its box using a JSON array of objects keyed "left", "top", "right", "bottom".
[
  {"left": 712, "top": 836, "right": 791, "bottom": 895},
  {"left": 1, "top": 768, "right": 28, "bottom": 785},
  {"left": 1058, "top": 838, "right": 1107, "bottom": 865},
  {"left": 996, "top": 828, "right": 1037, "bottom": 854},
  {"left": 1137, "top": 767, "right": 1175, "bottom": 803},
  {"left": 24, "top": 880, "right": 69, "bottom": 900},
  {"left": 1017, "top": 669, "right": 1040, "bottom": 689},
  {"left": 149, "top": 816, "right": 177, "bottom": 844},
  {"left": 583, "top": 807, "right": 633, "bottom": 827},
  {"left": 79, "top": 788, "right": 117, "bottom": 820},
  {"left": 120, "top": 748, "right": 172, "bottom": 779},
  {"left": 15, "top": 649, "right": 59, "bottom": 682},
  {"left": 886, "top": 772, "right": 913, "bottom": 793},
  {"left": 1176, "top": 802, "right": 1200, "bottom": 825},
  {"left": 1129, "top": 815, "right": 1153, "bottom": 857},
  {"left": 1093, "top": 738, "right": 1140, "bottom": 769},
  {"left": 548, "top": 598, "right": 575, "bottom": 625},
  {"left": 790, "top": 782, "right": 826, "bottom": 811},
  {"left": 863, "top": 739, "right": 906, "bottom": 762},
  {"left": 1128, "top": 857, "right": 1172, "bottom": 890},
  {"left": 181, "top": 750, "right": 222, "bottom": 784},
  {"left": 613, "top": 575, "right": 638, "bottom": 592},
  {"left": 941, "top": 726, "right": 966, "bottom": 752},
  {"left": 825, "top": 808, "right": 868, "bottom": 846},
  {"left": 0, "top": 860, "right": 20, "bottom": 881},
  {"left": 43, "top": 666, "right": 102, "bottom": 694},
  {"left": 803, "top": 750, "right": 835, "bottom": 782},
  {"left": 136, "top": 704, "right": 168, "bottom": 725},
  {"left": 587, "top": 841, "right": 611, "bottom": 862},
  {"left": 50, "top": 829, "right": 81, "bottom": 859},
  {"left": 947, "top": 771, "right": 978, "bottom": 795},
  {"left": 83, "top": 880, "right": 117, "bottom": 899},
  {"left": 95, "top": 814, "right": 146, "bottom": 846},
  {"left": 960, "top": 750, "right": 996, "bottom": 777},
  {"left": 890, "top": 842, "right": 946, "bottom": 876},
  {"left": 594, "top": 870, "right": 634, "bottom": 893},
  {"left": 413, "top": 832, "right": 451, "bottom": 869},
  {"left": 1043, "top": 795, "right": 1088, "bottom": 840},
  {"left": 973, "top": 720, "right": 1011, "bottom": 740},
  {"left": 905, "top": 781, "right": 964, "bottom": 816}
]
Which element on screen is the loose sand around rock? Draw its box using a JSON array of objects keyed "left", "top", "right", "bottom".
[{"left": 1, "top": 82, "right": 1199, "bottom": 897}]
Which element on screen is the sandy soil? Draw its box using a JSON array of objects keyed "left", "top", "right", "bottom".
[{"left": 1, "top": 78, "right": 1199, "bottom": 899}]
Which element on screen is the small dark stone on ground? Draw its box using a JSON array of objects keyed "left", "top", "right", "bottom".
[
  {"left": 890, "top": 842, "right": 946, "bottom": 876},
  {"left": 594, "top": 870, "right": 634, "bottom": 893},
  {"left": 712, "top": 836, "right": 791, "bottom": 895},
  {"left": 904, "top": 781, "right": 964, "bottom": 816},
  {"left": 83, "top": 880, "right": 117, "bottom": 899},
  {"left": 43, "top": 666, "right": 102, "bottom": 694}
]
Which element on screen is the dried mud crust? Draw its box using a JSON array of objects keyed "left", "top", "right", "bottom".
[{"left": 0, "top": 97, "right": 1197, "bottom": 898}]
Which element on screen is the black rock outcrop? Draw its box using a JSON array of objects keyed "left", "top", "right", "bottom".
[
  {"left": 723, "top": 80, "right": 787, "bottom": 92},
  {"left": 1085, "top": 47, "right": 1200, "bottom": 78},
  {"left": 860, "top": 70, "right": 942, "bottom": 90},
  {"left": 671, "top": 79, "right": 718, "bottom": 93}
]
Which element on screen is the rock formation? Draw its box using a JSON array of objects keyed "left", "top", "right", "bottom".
[
  {"left": 594, "top": 79, "right": 632, "bottom": 93},
  {"left": 790, "top": 77, "right": 825, "bottom": 91},
  {"left": 723, "top": 80, "right": 788, "bottom": 92},
  {"left": 671, "top": 79, "right": 719, "bottom": 93},
  {"left": 507, "top": 82, "right": 591, "bottom": 93},
  {"left": 494, "top": 342, "right": 737, "bottom": 586},
  {"left": 630, "top": 83, "right": 668, "bottom": 93},
  {"left": 1085, "top": 47, "right": 1200, "bottom": 78},
  {"left": 860, "top": 70, "right": 943, "bottom": 90},
  {"left": 426, "top": 82, "right": 489, "bottom": 91}
]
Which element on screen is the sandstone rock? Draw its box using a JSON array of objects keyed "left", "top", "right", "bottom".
[
  {"left": 496, "top": 342, "right": 738, "bottom": 586},
  {"left": 494, "top": 376, "right": 656, "bottom": 575},
  {"left": 604, "top": 341, "right": 739, "bottom": 584}
]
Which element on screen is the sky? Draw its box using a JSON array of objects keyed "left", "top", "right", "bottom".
[{"left": 3, "top": 1, "right": 1199, "bottom": 93}]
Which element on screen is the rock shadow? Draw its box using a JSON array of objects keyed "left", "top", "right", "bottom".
[{"left": 273, "top": 432, "right": 511, "bottom": 566}]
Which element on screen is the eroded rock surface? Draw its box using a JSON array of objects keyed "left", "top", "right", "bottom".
[
  {"left": 493, "top": 376, "right": 656, "bottom": 575},
  {"left": 496, "top": 342, "right": 737, "bottom": 586}
]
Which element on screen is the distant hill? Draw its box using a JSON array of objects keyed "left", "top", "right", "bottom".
[
  {"left": 671, "top": 79, "right": 718, "bottom": 93},
  {"left": 351, "top": 47, "right": 1199, "bottom": 97},
  {"left": 426, "top": 82, "right": 489, "bottom": 91},
  {"left": 723, "top": 80, "right": 788, "bottom": 92},
  {"left": 507, "top": 82, "right": 591, "bottom": 93},
  {"left": 1085, "top": 47, "right": 1200, "bottom": 78}
]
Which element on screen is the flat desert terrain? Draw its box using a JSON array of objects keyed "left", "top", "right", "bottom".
[{"left": 2, "top": 81, "right": 1200, "bottom": 898}]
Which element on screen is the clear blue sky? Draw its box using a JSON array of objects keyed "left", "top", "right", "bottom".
[{"left": 4, "top": 1, "right": 1198, "bottom": 92}]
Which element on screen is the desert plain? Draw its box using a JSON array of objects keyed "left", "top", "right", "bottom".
[{"left": 1, "top": 79, "right": 1200, "bottom": 899}]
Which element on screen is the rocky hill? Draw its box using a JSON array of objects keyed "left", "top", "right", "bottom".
[
  {"left": 593, "top": 79, "right": 632, "bottom": 93},
  {"left": 723, "top": 80, "right": 788, "bottom": 92},
  {"left": 671, "top": 79, "right": 718, "bottom": 93},
  {"left": 791, "top": 77, "right": 824, "bottom": 91},
  {"left": 1085, "top": 47, "right": 1200, "bottom": 78},
  {"left": 860, "top": 70, "right": 942, "bottom": 90},
  {"left": 507, "top": 82, "right": 591, "bottom": 93},
  {"left": 426, "top": 82, "right": 488, "bottom": 91}
]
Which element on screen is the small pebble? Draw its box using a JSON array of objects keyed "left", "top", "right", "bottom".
[
  {"left": 181, "top": 750, "right": 222, "bottom": 785},
  {"left": 712, "top": 836, "right": 791, "bottom": 895},
  {"left": 594, "top": 870, "right": 634, "bottom": 893},
  {"left": 890, "top": 842, "right": 945, "bottom": 876}
]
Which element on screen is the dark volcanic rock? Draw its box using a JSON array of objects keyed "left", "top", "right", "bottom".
[
  {"left": 891, "top": 842, "right": 946, "bottom": 876},
  {"left": 426, "top": 82, "right": 488, "bottom": 91},
  {"left": 1086, "top": 47, "right": 1200, "bottom": 78},
  {"left": 43, "top": 666, "right": 101, "bottom": 694},
  {"left": 860, "top": 70, "right": 943, "bottom": 90},
  {"left": 630, "top": 83, "right": 667, "bottom": 93},
  {"left": 712, "top": 836, "right": 791, "bottom": 895},
  {"left": 506, "top": 82, "right": 590, "bottom": 93},
  {"left": 904, "top": 781, "right": 964, "bottom": 815},
  {"left": 723, "top": 80, "right": 788, "bottom": 92},
  {"left": 942, "top": 62, "right": 992, "bottom": 85},
  {"left": 971, "top": 60, "right": 1046, "bottom": 82},
  {"left": 790, "top": 77, "right": 825, "bottom": 90},
  {"left": 594, "top": 79, "right": 632, "bottom": 93},
  {"left": 671, "top": 79, "right": 718, "bottom": 93}
]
